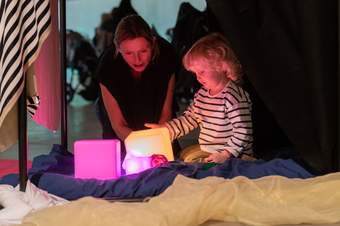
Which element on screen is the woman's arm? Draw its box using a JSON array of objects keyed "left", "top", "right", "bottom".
[
  {"left": 158, "top": 74, "right": 175, "bottom": 124},
  {"left": 100, "top": 84, "right": 132, "bottom": 140}
]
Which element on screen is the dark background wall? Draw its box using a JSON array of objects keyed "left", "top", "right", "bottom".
[{"left": 206, "top": 0, "right": 338, "bottom": 173}]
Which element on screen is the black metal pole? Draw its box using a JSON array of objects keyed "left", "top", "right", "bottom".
[
  {"left": 59, "top": 0, "right": 68, "bottom": 150},
  {"left": 338, "top": 0, "right": 340, "bottom": 172},
  {"left": 18, "top": 82, "right": 28, "bottom": 191}
]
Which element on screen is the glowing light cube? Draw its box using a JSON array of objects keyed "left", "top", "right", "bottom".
[
  {"left": 124, "top": 127, "right": 174, "bottom": 161},
  {"left": 74, "top": 140, "right": 121, "bottom": 180},
  {"left": 125, "top": 156, "right": 152, "bottom": 175}
]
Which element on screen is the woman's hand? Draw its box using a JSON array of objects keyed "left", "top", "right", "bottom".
[
  {"left": 204, "top": 150, "right": 232, "bottom": 163},
  {"left": 144, "top": 123, "right": 163, "bottom": 129}
]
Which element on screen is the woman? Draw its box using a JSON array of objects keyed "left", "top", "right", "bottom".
[{"left": 96, "top": 15, "right": 179, "bottom": 159}]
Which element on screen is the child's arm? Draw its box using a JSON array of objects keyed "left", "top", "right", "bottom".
[
  {"left": 218, "top": 84, "right": 253, "bottom": 157},
  {"left": 224, "top": 101, "right": 253, "bottom": 157},
  {"left": 164, "top": 104, "right": 200, "bottom": 141},
  {"left": 145, "top": 103, "right": 200, "bottom": 141}
]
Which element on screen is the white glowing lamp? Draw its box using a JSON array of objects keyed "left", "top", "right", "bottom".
[
  {"left": 123, "top": 128, "right": 174, "bottom": 174},
  {"left": 74, "top": 140, "right": 121, "bottom": 180},
  {"left": 124, "top": 127, "right": 174, "bottom": 160}
]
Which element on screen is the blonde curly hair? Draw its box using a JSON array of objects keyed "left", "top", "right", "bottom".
[{"left": 183, "top": 33, "right": 243, "bottom": 83}]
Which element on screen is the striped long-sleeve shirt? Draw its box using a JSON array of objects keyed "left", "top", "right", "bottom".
[{"left": 166, "top": 81, "right": 253, "bottom": 157}]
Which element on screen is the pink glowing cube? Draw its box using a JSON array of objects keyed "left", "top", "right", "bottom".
[{"left": 74, "top": 140, "right": 121, "bottom": 180}]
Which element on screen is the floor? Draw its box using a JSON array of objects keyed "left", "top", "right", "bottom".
[{"left": 0, "top": 94, "right": 197, "bottom": 161}]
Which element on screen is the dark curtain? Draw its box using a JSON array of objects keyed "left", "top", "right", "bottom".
[{"left": 206, "top": 0, "right": 338, "bottom": 173}]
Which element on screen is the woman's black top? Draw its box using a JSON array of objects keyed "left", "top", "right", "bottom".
[{"left": 96, "top": 37, "right": 178, "bottom": 133}]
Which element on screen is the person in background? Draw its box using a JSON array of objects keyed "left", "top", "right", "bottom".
[
  {"left": 96, "top": 15, "right": 180, "bottom": 160},
  {"left": 146, "top": 33, "right": 253, "bottom": 163},
  {"left": 93, "top": 12, "right": 115, "bottom": 56},
  {"left": 93, "top": 0, "right": 137, "bottom": 56}
]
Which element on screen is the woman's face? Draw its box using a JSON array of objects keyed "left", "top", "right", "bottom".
[{"left": 119, "top": 37, "right": 153, "bottom": 73}]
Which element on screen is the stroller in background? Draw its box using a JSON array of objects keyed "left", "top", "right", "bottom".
[{"left": 66, "top": 30, "right": 99, "bottom": 103}]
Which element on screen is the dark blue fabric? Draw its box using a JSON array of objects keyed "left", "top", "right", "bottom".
[
  {"left": 0, "top": 144, "right": 314, "bottom": 200},
  {"left": 0, "top": 174, "right": 18, "bottom": 186}
]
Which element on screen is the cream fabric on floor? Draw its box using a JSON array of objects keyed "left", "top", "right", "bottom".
[
  {"left": 19, "top": 173, "right": 340, "bottom": 226},
  {"left": 0, "top": 181, "right": 68, "bottom": 225}
]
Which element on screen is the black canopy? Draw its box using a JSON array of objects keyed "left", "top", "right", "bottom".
[{"left": 207, "top": 0, "right": 338, "bottom": 173}]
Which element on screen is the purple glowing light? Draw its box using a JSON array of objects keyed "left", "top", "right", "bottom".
[{"left": 124, "top": 156, "right": 152, "bottom": 175}]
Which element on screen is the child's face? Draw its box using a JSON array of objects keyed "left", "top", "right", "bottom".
[{"left": 190, "top": 59, "right": 226, "bottom": 90}]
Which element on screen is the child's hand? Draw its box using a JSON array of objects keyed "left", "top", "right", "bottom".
[
  {"left": 204, "top": 150, "right": 232, "bottom": 163},
  {"left": 144, "top": 123, "right": 163, "bottom": 129}
]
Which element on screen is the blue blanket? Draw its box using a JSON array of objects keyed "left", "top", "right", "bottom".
[{"left": 0, "top": 144, "right": 313, "bottom": 200}]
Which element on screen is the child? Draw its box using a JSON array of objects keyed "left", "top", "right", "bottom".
[{"left": 145, "top": 33, "right": 253, "bottom": 163}]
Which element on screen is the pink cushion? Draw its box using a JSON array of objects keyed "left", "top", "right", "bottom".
[{"left": 0, "top": 159, "right": 32, "bottom": 178}]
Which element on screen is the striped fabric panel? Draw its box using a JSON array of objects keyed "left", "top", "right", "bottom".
[
  {"left": 27, "top": 95, "right": 40, "bottom": 116},
  {"left": 0, "top": 0, "right": 51, "bottom": 126}
]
